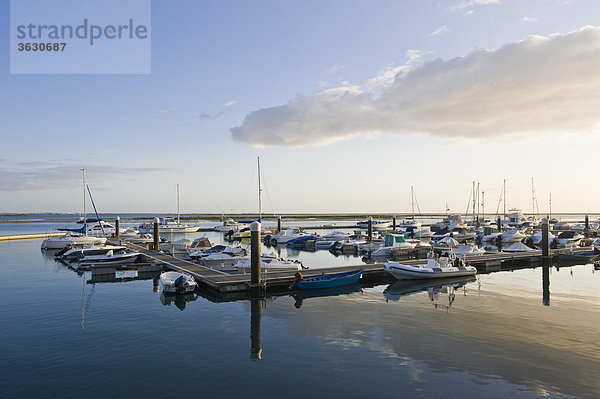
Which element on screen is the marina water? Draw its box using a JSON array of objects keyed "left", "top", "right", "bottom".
[{"left": 1, "top": 219, "right": 599, "bottom": 398}]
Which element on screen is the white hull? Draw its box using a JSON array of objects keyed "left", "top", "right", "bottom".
[
  {"left": 79, "top": 253, "right": 140, "bottom": 265},
  {"left": 41, "top": 235, "right": 107, "bottom": 249},
  {"left": 160, "top": 271, "right": 197, "bottom": 293},
  {"left": 384, "top": 262, "right": 477, "bottom": 280}
]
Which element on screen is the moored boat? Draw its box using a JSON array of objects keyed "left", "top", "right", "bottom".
[
  {"left": 384, "top": 252, "right": 477, "bottom": 280},
  {"left": 159, "top": 271, "right": 197, "bottom": 294},
  {"left": 292, "top": 270, "right": 362, "bottom": 290},
  {"left": 79, "top": 249, "right": 141, "bottom": 265}
]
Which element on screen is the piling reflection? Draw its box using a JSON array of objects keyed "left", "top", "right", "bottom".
[
  {"left": 542, "top": 266, "right": 550, "bottom": 306},
  {"left": 250, "top": 299, "right": 262, "bottom": 360},
  {"left": 159, "top": 292, "right": 198, "bottom": 310}
]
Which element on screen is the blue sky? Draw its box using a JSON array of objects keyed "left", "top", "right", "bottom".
[{"left": 2, "top": 0, "right": 600, "bottom": 214}]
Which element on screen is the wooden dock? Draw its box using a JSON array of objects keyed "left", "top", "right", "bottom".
[
  {"left": 117, "top": 237, "right": 596, "bottom": 297},
  {"left": 0, "top": 232, "right": 64, "bottom": 241}
]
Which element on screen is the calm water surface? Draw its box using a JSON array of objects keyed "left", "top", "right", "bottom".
[{"left": 1, "top": 224, "right": 599, "bottom": 398}]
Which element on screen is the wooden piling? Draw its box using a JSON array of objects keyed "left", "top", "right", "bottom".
[
  {"left": 277, "top": 215, "right": 282, "bottom": 233},
  {"left": 367, "top": 216, "right": 373, "bottom": 242},
  {"left": 497, "top": 216, "right": 502, "bottom": 232},
  {"left": 250, "top": 221, "right": 261, "bottom": 287},
  {"left": 392, "top": 215, "right": 396, "bottom": 231},
  {"left": 153, "top": 217, "right": 160, "bottom": 252},
  {"left": 115, "top": 216, "right": 120, "bottom": 239},
  {"left": 541, "top": 217, "right": 550, "bottom": 263},
  {"left": 585, "top": 215, "right": 589, "bottom": 234}
]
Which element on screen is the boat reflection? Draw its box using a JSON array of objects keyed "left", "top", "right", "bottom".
[
  {"left": 159, "top": 291, "right": 198, "bottom": 311},
  {"left": 383, "top": 276, "right": 476, "bottom": 310},
  {"left": 291, "top": 283, "right": 362, "bottom": 308}
]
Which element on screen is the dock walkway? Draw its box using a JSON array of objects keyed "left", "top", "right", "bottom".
[{"left": 120, "top": 239, "right": 595, "bottom": 294}]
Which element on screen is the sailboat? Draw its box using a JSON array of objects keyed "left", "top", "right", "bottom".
[
  {"left": 398, "top": 186, "right": 423, "bottom": 230},
  {"left": 41, "top": 168, "right": 107, "bottom": 249},
  {"left": 231, "top": 157, "right": 273, "bottom": 240},
  {"left": 139, "top": 184, "right": 198, "bottom": 233}
]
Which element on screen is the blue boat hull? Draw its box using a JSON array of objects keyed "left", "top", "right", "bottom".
[{"left": 296, "top": 270, "right": 362, "bottom": 290}]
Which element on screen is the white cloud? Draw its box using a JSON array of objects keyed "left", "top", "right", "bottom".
[
  {"left": 327, "top": 64, "right": 345, "bottom": 73},
  {"left": 451, "top": 0, "right": 502, "bottom": 12},
  {"left": 231, "top": 26, "right": 600, "bottom": 147},
  {"left": 223, "top": 100, "right": 237, "bottom": 107},
  {"left": 430, "top": 25, "right": 450, "bottom": 36},
  {"left": 522, "top": 16, "right": 539, "bottom": 23}
]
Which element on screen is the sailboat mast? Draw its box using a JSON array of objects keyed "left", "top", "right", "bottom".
[
  {"left": 472, "top": 181, "right": 476, "bottom": 221},
  {"left": 531, "top": 178, "right": 535, "bottom": 217},
  {"left": 258, "top": 157, "right": 262, "bottom": 221},
  {"left": 411, "top": 186, "right": 414, "bottom": 217},
  {"left": 549, "top": 193, "right": 552, "bottom": 219},
  {"left": 81, "top": 167, "right": 86, "bottom": 230},
  {"left": 481, "top": 191, "right": 485, "bottom": 221},
  {"left": 476, "top": 182, "right": 480, "bottom": 221},
  {"left": 177, "top": 183, "right": 180, "bottom": 224},
  {"left": 503, "top": 179, "right": 506, "bottom": 217}
]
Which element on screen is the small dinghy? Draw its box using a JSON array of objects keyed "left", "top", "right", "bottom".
[
  {"left": 384, "top": 251, "right": 477, "bottom": 280},
  {"left": 292, "top": 270, "right": 362, "bottom": 290},
  {"left": 159, "top": 271, "right": 197, "bottom": 294}
]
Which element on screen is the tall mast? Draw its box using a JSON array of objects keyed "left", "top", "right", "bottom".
[
  {"left": 411, "top": 186, "right": 414, "bottom": 217},
  {"left": 472, "top": 181, "right": 476, "bottom": 221},
  {"left": 81, "top": 167, "right": 86, "bottom": 228},
  {"left": 531, "top": 177, "right": 535, "bottom": 217},
  {"left": 549, "top": 193, "right": 552, "bottom": 219},
  {"left": 476, "top": 182, "right": 480, "bottom": 221},
  {"left": 177, "top": 183, "right": 180, "bottom": 224},
  {"left": 503, "top": 179, "right": 506, "bottom": 216},
  {"left": 481, "top": 191, "right": 485, "bottom": 222},
  {"left": 257, "top": 156, "right": 262, "bottom": 221}
]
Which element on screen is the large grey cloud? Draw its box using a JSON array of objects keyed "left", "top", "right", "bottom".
[{"left": 231, "top": 26, "right": 600, "bottom": 146}]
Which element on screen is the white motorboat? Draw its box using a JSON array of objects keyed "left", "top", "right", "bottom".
[
  {"left": 41, "top": 232, "right": 107, "bottom": 249},
  {"left": 159, "top": 271, "right": 197, "bottom": 294},
  {"left": 442, "top": 245, "right": 485, "bottom": 257},
  {"left": 85, "top": 221, "right": 118, "bottom": 237},
  {"left": 371, "top": 233, "right": 418, "bottom": 257},
  {"left": 185, "top": 237, "right": 212, "bottom": 254},
  {"left": 499, "top": 229, "right": 527, "bottom": 243},
  {"left": 502, "top": 242, "right": 538, "bottom": 253},
  {"left": 405, "top": 227, "right": 432, "bottom": 238},
  {"left": 235, "top": 254, "right": 303, "bottom": 272},
  {"left": 60, "top": 244, "right": 127, "bottom": 261},
  {"left": 436, "top": 236, "right": 460, "bottom": 247},
  {"left": 269, "top": 228, "right": 309, "bottom": 245},
  {"left": 452, "top": 230, "right": 477, "bottom": 242},
  {"left": 213, "top": 217, "right": 246, "bottom": 232},
  {"left": 524, "top": 230, "right": 556, "bottom": 246},
  {"left": 79, "top": 249, "right": 141, "bottom": 265},
  {"left": 553, "top": 231, "right": 584, "bottom": 247},
  {"left": 504, "top": 209, "right": 529, "bottom": 228},
  {"left": 357, "top": 220, "right": 391, "bottom": 230},
  {"left": 384, "top": 253, "right": 477, "bottom": 280},
  {"left": 320, "top": 231, "right": 351, "bottom": 241},
  {"left": 194, "top": 246, "right": 248, "bottom": 270},
  {"left": 125, "top": 233, "right": 155, "bottom": 245}
]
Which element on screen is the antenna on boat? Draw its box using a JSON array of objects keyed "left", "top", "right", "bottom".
[{"left": 257, "top": 156, "right": 262, "bottom": 222}]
